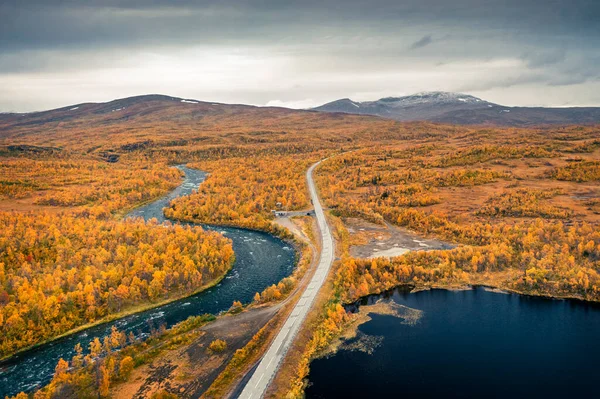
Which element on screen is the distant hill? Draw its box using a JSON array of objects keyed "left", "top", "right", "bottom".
[
  {"left": 2, "top": 92, "right": 599, "bottom": 142},
  {"left": 0, "top": 94, "right": 387, "bottom": 153},
  {"left": 0, "top": 95, "right": 249, "bottom": 129},
  {"left": 312, "top": 91, "right": 600, "bottom": 126}
]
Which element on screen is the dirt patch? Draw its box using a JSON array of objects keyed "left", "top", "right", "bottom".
[
  {"left": 112, "top": 306, "right": 278, "bottom": 399},
  {"left": 273, "top": 215, "right": 313, "bottom": 244},
  {"left": 345, "top": 217, "right": 453, "bottom": 259}
]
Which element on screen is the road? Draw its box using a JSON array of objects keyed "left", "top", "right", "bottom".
[{"left": 237, "top": 159, "right": 335, "bottom": 399}]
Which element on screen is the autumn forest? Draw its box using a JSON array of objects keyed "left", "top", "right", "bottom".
[{"left": 0, "top": 97, "right": 599, "bottom": 398}]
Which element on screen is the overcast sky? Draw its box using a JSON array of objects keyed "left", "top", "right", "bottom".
[{"left": 1, "top": 0, "right": 599, "bottom": 112}]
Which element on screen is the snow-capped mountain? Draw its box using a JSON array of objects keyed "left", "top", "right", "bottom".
[
  {"left": 376, "top": 92, "right": 488, "bottom": 106},
  {"left": 311, "top": 91, "right": 600, "bottom": 125},
  {"left": 312, "top": 91, "right": 496, "bottom": 121},
  {"left": 3, "top": 92, "right": 600, "bottom": 129}
]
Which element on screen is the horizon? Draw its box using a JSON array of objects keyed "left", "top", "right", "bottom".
[
  {"left": 1, "top": 90, "right": 599, "bottom": 115},
  {"left": 1, "top": 1, "right": 599, "bottom": 112}
]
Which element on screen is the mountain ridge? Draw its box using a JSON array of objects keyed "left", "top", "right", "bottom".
[
  {"left": 2, "top": 92, "right": 600, "bottom": 128},
  {"left": 312, "top": 91, "right": 600, "bottom": 126}
]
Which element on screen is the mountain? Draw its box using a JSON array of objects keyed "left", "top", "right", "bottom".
[
  {"left": 0, "top": 94, "right": 312, "bottom": 150},
  {"left": 3, "top": 92, "right": 599, "bottom": 137},
  {"left": 0, "top": 94, "right": 375, "bottom": 152},
  {"left": 0, "top": 95, "right": 237, "bottom": 127},
  {"left": 0, "top": 94, "right": 303, "bottom": 137},
  {"left": 312, "top": 92, "right": 600, "bottom": 126},
  {"left": 312, "top": 92, "right": 495, "bottom": 119}
]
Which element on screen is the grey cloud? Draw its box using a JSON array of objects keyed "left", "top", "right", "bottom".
[
  {"left": 1, "top": 0, "right": 600, "bottom": 110},
  {"left": 457, "top": 74, "right": 549, "bottom": 92},
  {"left": 410, "top": 35, "right": 433, "bottom": 50},
  {"left": 458, "top": 54, "right": 600, "bottom": 93},
  {"left": 1, "top": 0, "right": 599, "bottom": 53},
  {"left": 548, "top": 75, "right": 590, "bottom": 87},
  {"left": 548, "top": 67, "right": 600, "bottom": 87},
  {"left": 522, "top": 49, "right": 567, "bottom": 68}
]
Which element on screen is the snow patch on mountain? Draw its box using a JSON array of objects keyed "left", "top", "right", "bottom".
[
  {"left": 371, "top": 92, "right": 487, "bottom": 107},
  {"left": 312, "top": 91, "right": 501, "bottom": 122}
]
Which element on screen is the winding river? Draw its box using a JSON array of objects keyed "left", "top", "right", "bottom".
[{"left": 0, "top": 166, "right": 295, "bottom": 398}]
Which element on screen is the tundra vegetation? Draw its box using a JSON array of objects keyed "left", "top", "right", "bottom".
[
  {"left": 0, "top": 101, "right": 598, "bottom": 398},
  {"left": 277, "top": 128, "right": 600, "bottom": 398}
]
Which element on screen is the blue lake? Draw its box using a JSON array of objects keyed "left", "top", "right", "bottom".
[{"left": 306, "top": 287, "right": 600, "bottom": 398}]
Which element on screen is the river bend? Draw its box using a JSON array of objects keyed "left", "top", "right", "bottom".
[{"left": 0, "top": 166, "right": 295, "bottom": 397}]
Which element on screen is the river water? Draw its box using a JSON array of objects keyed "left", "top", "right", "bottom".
[
  {"left": 0, "top": 166, "right": 295, "bottom": 397},
  {"left": 306, "top": 287, "right": 600, "bottom": 398}
]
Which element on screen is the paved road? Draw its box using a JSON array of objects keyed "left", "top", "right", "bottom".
[{"left": 237, "top": 159, "right": 334, "bottom": 399}]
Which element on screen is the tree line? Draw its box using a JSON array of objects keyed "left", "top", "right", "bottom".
[{"left": 0, "top": 211, "right": 234, "bottom": 357}]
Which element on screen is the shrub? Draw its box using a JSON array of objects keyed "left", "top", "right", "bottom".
[
  {"left": 208, "top": 339, "right": 227, "bottom": 353},
  {"left": 119, "top": 356, "right": 135, "bottom": 380}
]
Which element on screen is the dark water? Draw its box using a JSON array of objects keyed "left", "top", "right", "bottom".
[
  {"left": 306, "top": 287, "right": 600, "bottom": 399},
  {"left": 0, "top": 166, "right": 295, "bottom": 398}
]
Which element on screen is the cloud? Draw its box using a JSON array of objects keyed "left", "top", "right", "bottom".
[
  {"left": 265, "top": 99, "right": 319, "bottom": 109},
  {"left": 522, "top": 49, "right": 566, "bottom": 68},
  {"left": 409, "top": 35, "right": 433, "bottom": 50},
  {"left": 1, "top": 0, "right": 600, "bottom": 110},
  {"left": 2, "top": 1, "right": 599, "bottom": 53},
  {"left": 457, "top": 73, "right": 548, "bottom": 92}
]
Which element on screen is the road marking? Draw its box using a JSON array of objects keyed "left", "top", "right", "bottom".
[{"left": 255, "top": 373, "right": 264, "bottom": 388}]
